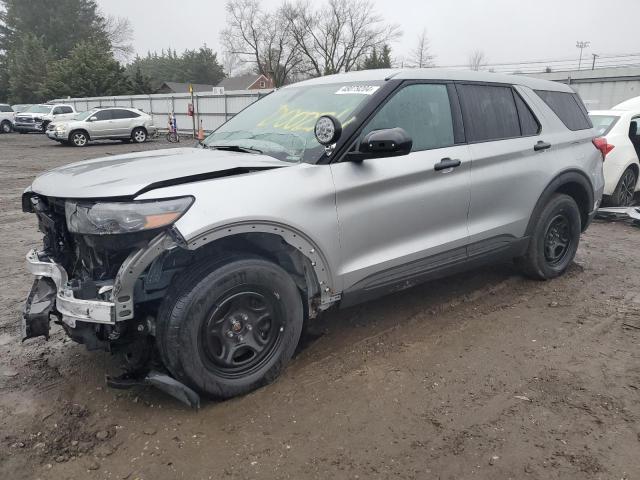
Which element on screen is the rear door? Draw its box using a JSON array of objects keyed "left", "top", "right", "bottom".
[
  {"left": 456, "top": 83, "right": 547, "bottom": 256},
  {"left": 331, "top": 82, "right": 472, "bottom": 296},
  {"left": 110, "top": 109, "right": 140, "bottom": 137}
]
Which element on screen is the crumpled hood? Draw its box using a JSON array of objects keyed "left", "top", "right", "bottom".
[{"left": 30, "top": 147, "right": 291, "bottom": 199}]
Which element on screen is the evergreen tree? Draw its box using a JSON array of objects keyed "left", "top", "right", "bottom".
[
  {"left": 360, "top": 45, "right": 392, "bottom": 70},
  {"left": 45, "top": 40, "right": 132, "bottom": 98},
  {"left": 131, "top": 65, "right": 153, "bottom": 94},
  {"left": 7, "top": 34, "right": 49, "bottom": 103},
  {"left": 0, "top": 0, "right": 108, "bottom": 61}
]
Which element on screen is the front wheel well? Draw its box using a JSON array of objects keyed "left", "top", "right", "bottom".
[
  {"left": 173, "top": 233, "right": 321, "bottom": 318},
  {"left": 68, "top": 129, "right": 90, "bottom": 141}
]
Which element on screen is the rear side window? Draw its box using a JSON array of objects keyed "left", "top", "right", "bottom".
[
  {"left": 457, "top": 84, "right": 520, "bottom": 142},
  {"left": 60, "top": 106, "right": 73, "bottom": 114},
  {"left": 362, "top": 83, "right": 454, "bottom": 152},
  {"left": 111, "top": 109, "right": 140, "bottom": 119},
  {"left": 535, "top": 90, "right": 592, "bottom": 131},
  {"left": 588, "top": 115, "right": 619, "bottom": 136},
  {"left": 0, "top": 105, "right": 13, "bottom": 112}
]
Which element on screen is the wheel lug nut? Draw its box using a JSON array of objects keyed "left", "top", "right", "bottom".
[
  {"left": 237, "top": 335, "right": 244, "bottom": 342},
  {"left": 226, "top": 331, "right": 234, "bottom": 338},
  {"left": 246, "top": 324, "right": 253, "bottom": 331}
]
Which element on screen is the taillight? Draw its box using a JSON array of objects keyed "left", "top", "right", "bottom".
[{"left": 593, "top": 137, "right": 614, "bottom": 160}]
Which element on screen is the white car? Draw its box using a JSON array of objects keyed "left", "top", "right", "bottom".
[
  {"left": 589, "top": 110, "right": 639, "bottom": 206},
  {"left": 0, "top": 103, "right": 15, "bottom": 133},
  {"left": 13, "top": 104, "right": 77, "bottom": 133}
]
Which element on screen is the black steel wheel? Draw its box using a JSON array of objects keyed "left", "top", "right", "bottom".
[
  {"left": 543, "top": 214, "right": 572, "bottom": 266},
  {"left": 156, "top": 256, "right": 304, "bottom": 399},
  {"left": 199, "top": 289, "right": 285, "bottom": 378},
  {"left": 516, "top": 193, "right": 581, "bottom": 280}
]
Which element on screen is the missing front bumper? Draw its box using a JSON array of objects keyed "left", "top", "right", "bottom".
[{"left": 24, "top": 249, "right": 115, "bottom": 333}]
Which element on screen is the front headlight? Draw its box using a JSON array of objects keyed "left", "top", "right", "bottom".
[
  {"left": 55, "top": 125, "right": 66, "bottom": 132},
  {"left": 65, "top": 197, "right": 194, "bottom": 235}
]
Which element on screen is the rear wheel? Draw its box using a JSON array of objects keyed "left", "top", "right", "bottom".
[
  {"left": 516, "top": 193, "right": 581, "bottom": 280},
  {"left": 605, "top": 167, "right": 637, "bottom": 207},
  {"left": 1, "top": 120, "right": 11, "bottom": 133},
  {"left": 131, "top": 127, "right": 147, "bottom": 143},
  {"left": 69, "top": 130, "right": 89, "bottom": 147},
  {"left": 156, "top": 257, "right": 304, "bottom": 399}
]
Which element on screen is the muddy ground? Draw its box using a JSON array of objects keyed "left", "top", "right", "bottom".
[{"left": 1, "top": 133, "right": 639, "bottom": 480}]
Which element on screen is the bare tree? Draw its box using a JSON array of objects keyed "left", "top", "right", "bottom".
[
  {"left": 221, "top": 0, "right": 303, "bottom": 87},
  {"left": 468, "top": 49, "right": 487, "bottom": 71},
  {"left": 104, "top": 16, "right": 134, "bottom": 62},
  {"left": 408, "top": 28, "right": 434, "bottom": 68},
  {"left": 283, "top": 0, "right": 401, "bottom": 76}
]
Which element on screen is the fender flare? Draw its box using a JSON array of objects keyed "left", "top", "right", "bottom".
[
  {"left": 525, "top": 169, "right": 595, "bottom": 236},
  {"left": 185, "top": 221, "right": 338, "bottom": 308}
]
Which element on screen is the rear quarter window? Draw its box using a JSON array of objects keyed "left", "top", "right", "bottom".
[{"left": 535, "top": 90, "right": 592, "bottom": 131}]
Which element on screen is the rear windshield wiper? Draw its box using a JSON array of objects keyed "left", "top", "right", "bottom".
[{"left": 209, "top": 144, "right": 263, "bottom": 154}]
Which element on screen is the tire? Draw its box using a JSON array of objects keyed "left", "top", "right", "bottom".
[
  {"left": 516, "top": 193, "right": 581, "bottom": 280},
  {"left": 156, "top": 256, "right": 304, "bottom": 399},
  {"left": 41, "top": 121, "right": 49, "bottom": 133},
  {"left": 604, "top": 167, "right": 637, "bottom": 207},
  {"left": 131, "top": 127, "right": 147, "bottom": 143},
  {"left": 1, "top": 120, "right": 12, "bottom": 133},
  {"left": 69, "top": 130, "right": 89, "bottom": 147}
]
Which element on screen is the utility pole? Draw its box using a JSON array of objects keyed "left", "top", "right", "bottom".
[
  {"left": 576, "top": 41, "right": 590, "bottom": 70},
  {"left": 591, "top": 53, "right": 599, "bottom": 70}
]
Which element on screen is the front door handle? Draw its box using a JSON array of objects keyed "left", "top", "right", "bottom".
[
  {"left": 434, "top": 157, "right": 462, "bottom": 171},
  {"left": 534, "top": 140, "right": 552, "bottom": 151}
]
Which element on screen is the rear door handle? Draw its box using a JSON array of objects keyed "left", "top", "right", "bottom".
[
  {"left": 534, "top": 141, "right": 552, "bottom": 151},
  {"left": 434, "top": 157, "right": 462, "bottom": 171}
]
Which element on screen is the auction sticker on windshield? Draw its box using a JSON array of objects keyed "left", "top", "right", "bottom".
[{"left": 335, "top": 85, "right": 380, "bottom": 95}]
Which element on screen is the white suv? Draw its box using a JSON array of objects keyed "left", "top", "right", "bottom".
[
  {"left": 0, "top": 103, "right": 15, "bottom": 133},
  {"left": 14, "top": 104, "right": 76, "bottom": 133}
]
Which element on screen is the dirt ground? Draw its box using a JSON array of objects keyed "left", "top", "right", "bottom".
[{"left": 1, "top": 133, "right": 639, "bottom": 480}]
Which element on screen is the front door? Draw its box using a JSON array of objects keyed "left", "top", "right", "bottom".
[
  {"left": 89, "top": 109, "right": 114, "bottom": 138},
  {"left": 331, "top": 83, "right": 472, "bottom": 297}
]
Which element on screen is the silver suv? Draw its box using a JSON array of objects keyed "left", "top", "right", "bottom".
[
  {"left": 47, "top": 107, "right": 157, "bottom": 146},
  {"left": 21, "top": 69, "right": 604, "bottom": 405}
]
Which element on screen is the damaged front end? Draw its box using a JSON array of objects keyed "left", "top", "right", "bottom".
[
  {"left": 21, "top": 190, "right": 201, "bottom": 404},
  {"left": 21, "top": 191, "right": 193, "bottom": 342}
]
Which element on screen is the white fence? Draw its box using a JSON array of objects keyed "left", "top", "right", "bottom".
[{"left": 50, "top": 89, "right": 273, "bottom": 133}]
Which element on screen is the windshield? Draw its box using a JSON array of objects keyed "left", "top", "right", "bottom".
[
  {"left": 589, "top": 114, "right": 619, "bottom": 136},
  {"left": 203, "top": 82, "right": 383, "bottom": 163},
  {"left": 74, "top": 110, "right": 95, "bottom": 121},
  {"left": 25, "top": 104, "right": 53, "bottom": 114}
]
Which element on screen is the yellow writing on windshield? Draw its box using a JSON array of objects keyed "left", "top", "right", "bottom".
[{"left": 257, "top": 105, "right": 354, "bottom": 132}]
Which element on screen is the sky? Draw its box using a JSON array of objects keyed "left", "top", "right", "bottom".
[{"left": 96, "top": 0, "right": 640, "bottom": 71}]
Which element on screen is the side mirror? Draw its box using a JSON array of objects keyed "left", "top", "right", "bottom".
[
  {"left": 89, "top": 116, "right": 98, "bottom": 122},
  {"left": 354, "top": 128, "right": 412, "bottom": 160}
]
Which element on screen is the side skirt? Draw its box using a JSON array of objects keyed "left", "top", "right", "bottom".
[{"left": 340, "top": 235, "right": 529, "bottom": 309}]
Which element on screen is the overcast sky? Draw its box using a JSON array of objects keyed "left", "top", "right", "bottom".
[{"left": 97, "top": 0, "right": 640, "bottom": 69}]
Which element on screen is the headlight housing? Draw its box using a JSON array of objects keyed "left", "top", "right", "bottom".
[{"left": 65, "top": 197, "right": 194, "bottom": 235}]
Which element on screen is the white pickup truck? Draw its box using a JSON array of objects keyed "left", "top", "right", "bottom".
[
  {"left": 0, "top": 104, "right": 15, "bottom": 133},
  {"left": 14, "top": 104, "right": 76, "bottom": 133}
]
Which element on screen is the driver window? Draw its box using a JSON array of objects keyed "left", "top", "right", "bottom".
[
  {"left": 93, "top": 110, "right": 112, "bottom": 121},
  {"left": 361, "top": 84, "right": 455, "bottom": 152},
  {"left": 52, "top": 107, "right": 63, "bottom": 115}
]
